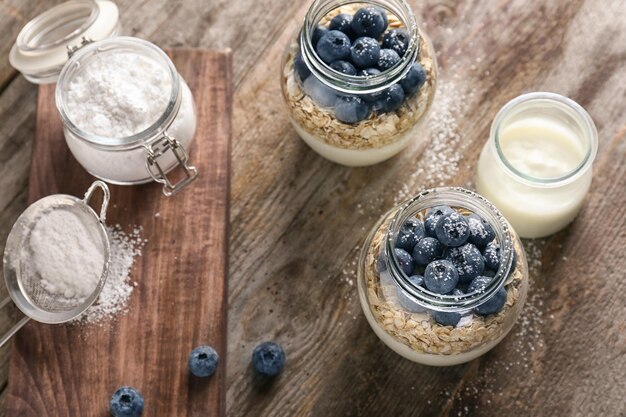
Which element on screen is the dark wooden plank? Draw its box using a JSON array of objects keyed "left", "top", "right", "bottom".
[{"left": 6, "top": 49, "right": 232, "bottom": 417}]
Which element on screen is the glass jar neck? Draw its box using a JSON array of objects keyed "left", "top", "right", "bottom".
[
  {"left": 300, "top": 0, "right": 419, "bottom": 94},
  {"left": 384, "top": 188, "right": 515, "bottom": 313},
  {"left": 55, "top": 37, "right": 182, "bottom": 150},
  {"left": 16, "top": 0, "right": 99, "bottom": 53},
  {"left": 490, "top": 92, "right": 598, "bottom": 188}
]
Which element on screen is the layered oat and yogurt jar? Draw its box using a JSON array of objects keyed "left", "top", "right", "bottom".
[
  {"left": 281, "top": 0, "right": 437, "bottom": 166},
  {"left": 357, "top": 188, "right": 529, "bottom": 366}
]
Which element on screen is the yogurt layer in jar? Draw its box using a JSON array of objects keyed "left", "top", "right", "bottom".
[
  {"left": 10, "top": 0, "right": 198, "bottom": 196},
  {"left": 281, "top": 0, "right": 437, "bottom": 166},
  {"left": 357, "top": 188, "right": 529, "bottom": 366}
]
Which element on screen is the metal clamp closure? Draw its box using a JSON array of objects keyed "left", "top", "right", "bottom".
[
  {"left": 145, "top": 133, "right": 198, "bottom": 197},
  {"left": 67, "top": 37, "right": 94, "bottom": 58}
]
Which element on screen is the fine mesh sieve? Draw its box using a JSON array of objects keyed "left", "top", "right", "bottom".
[{"left": 0, "top": 181, "right": 111, "bottom": 347}]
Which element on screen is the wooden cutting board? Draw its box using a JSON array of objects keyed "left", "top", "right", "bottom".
[{"left": 6, "top": 49, "right": 231, "bottom": 417}]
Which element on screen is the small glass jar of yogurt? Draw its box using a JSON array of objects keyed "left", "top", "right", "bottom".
[
  {"left": 357, "top": 188, "right": 529, "bottom": 366},
  {"left": 10, "top": 0, "right": 198, "bottom": 196},
  {"left": 280, "top": 0, "right": 437, "bottom": 166},
  {"left": 476, "top": 92, "right": 598, "bottom": 238}
]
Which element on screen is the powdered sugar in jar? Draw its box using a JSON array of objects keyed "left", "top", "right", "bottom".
[{"left": 10, "top": 1, "right": 198, "bottom": 196}]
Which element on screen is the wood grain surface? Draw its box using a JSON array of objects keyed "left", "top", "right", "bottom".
[
  {"left": 5, "top": 49, "right": 231, "bottom": 416},
  {"left": 0, "top": 1, "right": 625, "bottom": 417}
]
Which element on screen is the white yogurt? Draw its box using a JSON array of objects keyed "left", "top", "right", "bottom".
[
  {"left": 292, "top": 121, "right": 414, "bottom": 167},
  {"left": 475, "top": 93, "right": 598, "bottom": 239}
]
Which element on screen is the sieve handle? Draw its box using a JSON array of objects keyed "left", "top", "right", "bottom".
[
  {"left": 0, "top": 314, "right": 30, "bottom": 348},
  {"left": 83, "top": 181, "right": 110, "bottom": 223}
]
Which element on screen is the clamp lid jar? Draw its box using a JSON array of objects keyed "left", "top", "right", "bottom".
[{"left": 10, "top": 1, "right": 198, "bottom": 196}]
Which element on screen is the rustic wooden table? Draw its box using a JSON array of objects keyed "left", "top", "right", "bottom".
[{"left": 0, "top": 1, "right": 624, "bottom": 416}]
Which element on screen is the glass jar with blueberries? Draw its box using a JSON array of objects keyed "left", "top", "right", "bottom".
[
  {"left": 280, "top": 0, "right": 437, "bottom": 166},
  {"left": 357, "top": 188, "right": 529, "bottom": 366}
]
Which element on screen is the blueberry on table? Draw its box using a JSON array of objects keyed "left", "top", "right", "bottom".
[
  {"left": 377, "top": 48, "right": 401, "bottom": 71},
  {"left": 352, "top": 6, "right": 388, "bottom": 39},
  {"left": 400, "top": 62, "right": 426, "bottom": 96},
  {"left": 475, "top": 287, "right": 507, "bottom": 315},
  {"left": 189, "top": 345, "right": 219, "bottom": 377},
  {"left": 382, "top": 29, "right": 410, "bottom": 57},
  {"left": 294, "top": 54, "right": 311, "bottom": 82},
  {"left": 424, "top": 205, "right": 454, "bottom": 237},
  {"left": 377, "top": 84, "right": 405, "bottom": 113},
  {"left": 483, "top": 241, "right": 501, "bottom": 271},
  {"left": 252, "top": 341, "right": 286, "bottom": 377},
  {"left": 412, "top": 236, "right": 444, "bottom": 266},
  {"left": 395, "top": 217, "right": 425, "bottom": 251},
  {"left": 109, "top": 387, "right": 144, "bottom": 417},
  {"left": 394, "top": 248, "right": 414, "bottom": 276},
  {"left": 351, "top": 37, "right": 381, "bottom": 68},
  {"left": 316, "top": 30, "right": 351, "bottom": 64},
  {"left": 467, "top": 213, "right": 496, "bottom": 247},
  {"left": 358, "top": 67, "right": 381, "bottom": 77},
  {"left": 329, "top": 13, "right": 355, "bottom": 38},
  {"left": 312, "top": 24, "right": 329, "bottom": 46},
  {"left": 424, "top": 259, "right": 459, "bottom": 294},
  {"left": 435, "top": 211, "right": 470, "bottom": 247},
  {"left": 330, "top": 60, "right": 357, "bottom": 75},
  {"left": 334, "top": 95, "right": 371, "bottom": 123},
  {"left": 444, "top": 243, "right": 485, "bottom": 283},
  {"left": 303, "top": 76, "right": 337, "bottom": 107}
]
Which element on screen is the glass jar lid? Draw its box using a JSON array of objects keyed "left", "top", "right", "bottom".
[{"left": 9, "top": 0, "right": 120, "bottom": 84}]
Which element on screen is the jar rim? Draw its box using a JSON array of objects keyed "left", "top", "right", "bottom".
[
  {"left": 55, "top": 36, "right": 181, "bottom": 150},
  {"left": 490, "top": 92, "right": 599, "bottom": 187},
  {"left": 301, "top": 0, "right": 421, "bottom": 94},
  {"left": 385, "top": 187, "right": 515, "bottom": 312},
  {"left": 16, "top": 0, "right": 99, "bottom": 53}
]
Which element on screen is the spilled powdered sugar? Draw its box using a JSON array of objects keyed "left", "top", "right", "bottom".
[
  {"left": 396, "top": 80, "right": 477, "bottom": 203},
  {"left": 73, "top": 225, "right": 145, "bottom": 325}
]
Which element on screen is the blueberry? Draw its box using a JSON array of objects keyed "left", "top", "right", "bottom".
[
  {"left": 483, "top": 242, "right": 501, "bottom": 271},
  {"left": 424, "top": 260, "right": 459, "bottom": 294},
  {"left": 303, "top": 76, "right": 337, "bottom": 107},
  {"left": 334, "top": 95, "right": 371, "bottom": 124},
  {"left": 329, "top": 60, "right": 357, "bottom": 75},
  {"left": 475, "top": 287, "right": 507, "bottom": 315},
  {"left": 424, "top": 206, "right": 454, "bottom": 237},
  {"left": 316, "top": 30, "right": 351, "bottom": 64},
  {"left": 312, "top": 24, "right": 329, "bottom": 46},
  {"left": 433, "top": 310, "right": 462, "bottom": 327},
  {"left": 188, "top": 345, "right": 219, "bottom": 377},
  {"left": 350, "top": 37, "right": 380, "bottom": 69},
  {"left": 109, "top": 387, "right": 144, "bottom": 417},
  {"left": 377, "top": 49, "right": 401, "bottom": 71},
  {"left": 394, "top": 248, "right": 414, "bottom": 276},
  {"left": 376, "top": 251, "right": 387, "bottom": 272},
  {"left": 435, "top": 211, "right": 470, "bottom": 247},
  {"left": 467, "top": 214, "right": 495, "bottom": 247},
  {"left": 412, "top": 237, "right": 444, "bottom": 266},
  {"left": 252, "top": 342, "right": 286, "bottom": 376},
  {"left": 395, "top": 217, "right": 425, "bottom": 251},
  {"left": 294, "top": 54, "right": 310, "bottom": 82},
  {"left": 358, "top": 67, "right": 381, "bottom": 77},
  {"left": 382, "top": 29, "right": 410, "bottom": 57},
  {"left": 444, "top": 243, "right": 485, "bottom": 283},
  {"left": 467, "top": 275, "right": 492, "bottom": 294},
  {"left": 400, "top": 62, "right": 426, "bottom": 96},
  {"left": 329, "top": 13, "right": 354, "bottom": 38},
  {"left": 407, "top": 274, "right": 424, "bottom": 288},
  {"left": 432, "top": 289, "right": 464, "bottom": 326},
  {"left": 376, "top": 84, "right": 405, "bottom": 113},
  {"left": 352, "top": 7, "right": 388, "bottom": 39}
]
